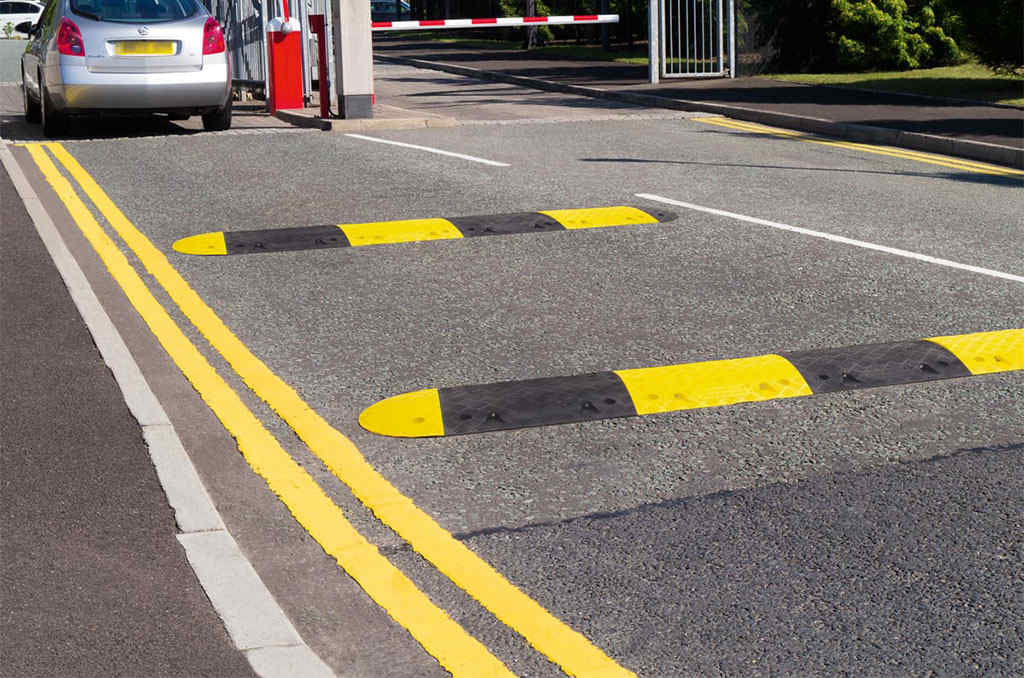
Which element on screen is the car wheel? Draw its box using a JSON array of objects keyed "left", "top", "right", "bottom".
[
  {"left": 23, "top": 68, "right": 41, "bottom": 124},
  {"left": 40, "top": 76, "right": 67, "bottom": 138},
  {"left": 201, "top": 97, "right": 232, "bottom": 132}
]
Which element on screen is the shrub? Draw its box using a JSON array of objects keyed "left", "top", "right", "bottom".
[
  {"left": 953, "top": 0, "right": 1023, "bottom": 72},
  {"left": 923, "top": 25, "right": 958, "bottom": 64},
  {"left": 747, "top": 0, "right": 963, "bottom": 72}
]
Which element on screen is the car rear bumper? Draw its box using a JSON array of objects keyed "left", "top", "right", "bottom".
[{"left": 54, "top": 62, "right": 230, "bottom": 113}]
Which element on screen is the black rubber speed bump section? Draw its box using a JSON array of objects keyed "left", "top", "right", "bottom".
[
  {"left": 439, "top": 372, "right": 637, "bottom": 435},
  {"left": 446, "top": 212, "right": 564, "bottom": 237},
  {"left": 358, "top": 329, "right": 1023, "bottom": 437},
  {"left": 781, "top": 340, "right": 971, "bottom": 394},
  {"left": 172, "top": 206, "right": 677, "bottom": 256},
  {"left": 225, "top": 225, "right": 350, "bottom": 254}
]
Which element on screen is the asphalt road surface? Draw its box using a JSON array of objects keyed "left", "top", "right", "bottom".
[
  {"left": 0, "top": 39, "right": 26, "bottom": 83},
  {"left": 1, "top": 150, "right": 256, "bottom": 678},
  {"left": 2, "top": 61, "right": 1022, "bottom": 677}
]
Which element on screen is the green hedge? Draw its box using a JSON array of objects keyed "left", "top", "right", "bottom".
[
  {"left": 954, "top": 0, "right": 1023, "bottom": 73},
  {"left": 748, "top": 0, "right": 965, "bottom": 72}
]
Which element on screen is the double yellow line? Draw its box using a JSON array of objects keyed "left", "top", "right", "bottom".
[
  {"left": 697, "top": 116, "right": 1024, "bottom": 178},
  {"left": 24, "top": 142, "right": 635, "bottom": 678}
]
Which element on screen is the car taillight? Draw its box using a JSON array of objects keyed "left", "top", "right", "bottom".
[
  {"left": 202, "top": 17, "right": 225, "bottom": 55},
  {"left": 57, "top": 17, "right": 84, "bottom": 57}
]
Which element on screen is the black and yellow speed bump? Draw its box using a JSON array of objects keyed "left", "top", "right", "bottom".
[
  {"left": 172, "top": 206, "right": 677, "bottom": 256},
  {"left": 359, "top": 329, "right": 1023, "bottom": 437}
]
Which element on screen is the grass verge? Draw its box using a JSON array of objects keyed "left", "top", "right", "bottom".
[{"left": 766, "top": 62, "right": 1023, "bottom": 107}]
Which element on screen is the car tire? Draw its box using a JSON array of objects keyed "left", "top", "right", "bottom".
[
  {"left": 23, "top": 68, "right": 41, "bottom": 124},
  {"left": 202, "top": 97, "right": 232, "bottom": 132},
  {"left": 40, "top": 76, "right": 67, "bottom": 138}
]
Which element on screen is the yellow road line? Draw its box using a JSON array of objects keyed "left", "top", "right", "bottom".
[
  {"left": 24, "top": 143, "right": 514, "bottom": 677},
  {"left": 698, "top": 117, "right": 996, "bottom": 169},
  {"left": 697, "top": 117, "right": 1023, "bottom": 177},
  {"left": 700, "top": 117, "right": 1023, "bottom": 176},
  {"left": 701, "top": 117, "right": 1006, "bottom": 173},
  {"left": 42, "top": 142, "right": 635, "bottom": 678}
]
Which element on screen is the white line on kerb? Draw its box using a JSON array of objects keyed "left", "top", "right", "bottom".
[
  {"left": 345, "top": 132, "right": 511, "bottom": 167},
  {"left": 637, "top": 193, "right": 1024, "bottom": 285}
]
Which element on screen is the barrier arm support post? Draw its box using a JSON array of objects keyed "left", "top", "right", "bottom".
[
  {"left": 647, "top": 0, "right": 659, "bottom": 84},
  {"left": 330, "top": 0, "right": 374, "bottom": 118},
  {"left": 728, "top": 0, "right": 735, "bottom": 78},
  {"left": 309, "top": 14, "right": 330, "bottom": 118}
]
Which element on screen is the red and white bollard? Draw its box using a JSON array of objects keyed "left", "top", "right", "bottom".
[{"left": 266, "top": 0, "right": 303, "bottom": 112}]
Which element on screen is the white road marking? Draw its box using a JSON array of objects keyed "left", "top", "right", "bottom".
[
  {"left": 637, "top": 193, "right": 1024, "bottom": 285},
  {"left": 345, "top": 132, "right": 511, "bottom": 166},
  {"left": 0, "top": 143, "right": 335, "bottom": 678}
]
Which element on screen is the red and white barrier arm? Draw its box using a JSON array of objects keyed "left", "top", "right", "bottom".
[{"left": 372, "top": 14, "right": 619, "bottom": 31}]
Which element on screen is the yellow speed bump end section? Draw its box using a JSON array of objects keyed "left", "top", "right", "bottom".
[
  {"left": 361, "top": 328, "right": 1023, "bottom": 438},
  {"left": 540, "top": 206, "right": 660, "bottom": 230},
  {"left": 173, "top": 231, "right": 227, "bottom": 255},
  {"left": 926, "top": 328, "right": 1024, "bottom": 375},
  {"left": 359, "top": 388, "right": 445, "bottom": 437}
]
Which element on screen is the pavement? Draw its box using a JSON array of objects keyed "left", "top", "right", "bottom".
[{"left": 277, "top": 38, "right": 1023, "bottom": 168}]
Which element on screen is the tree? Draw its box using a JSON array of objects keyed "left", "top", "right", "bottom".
[
  {"left": 747, "top": 0, "right": 837, "bottom": 72},
  {"left": 744, "top": 0, "right": 965, "bottom": 72},
  {"left": 832, "top": 0, "right": 960, "bottom": 70},
  {"left": 951, "top": 0, "right": 1023, "bottom": 72}
]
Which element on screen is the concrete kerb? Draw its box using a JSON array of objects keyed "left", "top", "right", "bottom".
[
  {"left": 372, "top": 54, "right": 1024, "bottom": 170},
  {"left": 272, "top": 109, "right": 333, "bottom": 131}
]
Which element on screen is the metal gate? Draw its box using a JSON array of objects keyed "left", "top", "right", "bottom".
[
  {"left": 658, "top": 0, "right": 734, "bottom": 78},
  {"left": 206, "top": 0, "right": 325, "bottom": 96}
]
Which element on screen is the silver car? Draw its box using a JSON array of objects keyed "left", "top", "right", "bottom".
[{"left": 19, "top": 0, "right": 231, "bottom": 136}]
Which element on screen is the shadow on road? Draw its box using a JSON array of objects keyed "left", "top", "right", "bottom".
[{"left": 0, "top": 92, "right": 277, "bottom": 142}]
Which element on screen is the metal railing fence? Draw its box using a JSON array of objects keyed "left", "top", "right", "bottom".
[{"left": 659, "top": 0, "right": 724, "bottom": 77}]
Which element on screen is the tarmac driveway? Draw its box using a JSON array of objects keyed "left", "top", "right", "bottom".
[{"left": 4, "top": 62, "right": 1022, "bottom": 676}]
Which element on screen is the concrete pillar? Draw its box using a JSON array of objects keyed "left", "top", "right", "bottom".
[
  {"left": 330, "top": 0, "right": 373, "bottom": 118},
  {"left": 647, "top": 0, "right": 658, "bottom": 84}
]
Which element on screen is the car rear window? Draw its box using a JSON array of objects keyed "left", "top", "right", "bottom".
[{"left": 70, "top": 0, "right": 200, "bottom": 22}]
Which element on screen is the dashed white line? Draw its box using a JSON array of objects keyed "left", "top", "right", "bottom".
[
  {"left": 637, "top": 193, "right": 1024, "bottom": 285},
  {"left": 345, "top": 132, "right": 511, "bottom": 166}
]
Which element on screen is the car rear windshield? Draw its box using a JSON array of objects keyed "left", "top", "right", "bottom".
[{"left": 70, "top": 0, "right": 201, "bottom": 22}]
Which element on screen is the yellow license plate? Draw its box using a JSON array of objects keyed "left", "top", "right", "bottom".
[{"left": 114, "top": 40, "right": 175, "bottom": 56}]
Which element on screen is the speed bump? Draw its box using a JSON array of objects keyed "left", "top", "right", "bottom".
[
  {"left": 173, "top": 206, "right": 677, "bottom": 256},
  {"left": 359, "top": 328, "right": 1023, "bottom": 437}
]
